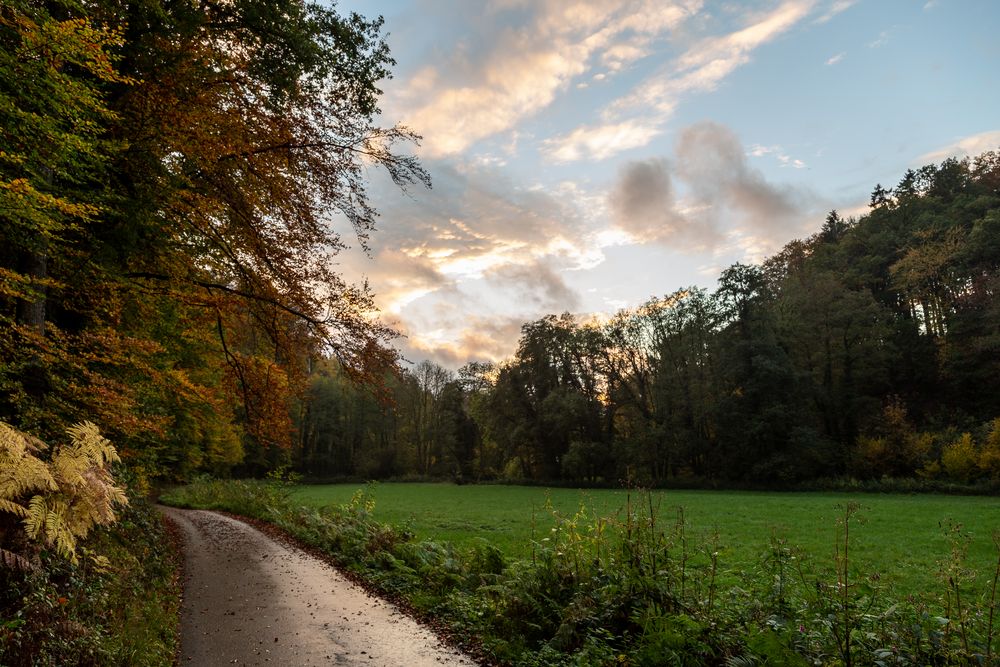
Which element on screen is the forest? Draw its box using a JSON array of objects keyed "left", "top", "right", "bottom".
[
  {"left": 296, "top": 156, "right": 1000, "bottom": 488},
  {"left": 0, "top": 0, "right": 426, "bottom": 481},
  {"left": 1, "top": 1, "right": 424, "bottom": 659}
]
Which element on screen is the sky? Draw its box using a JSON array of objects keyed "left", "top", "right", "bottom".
[{"left": 332, "top": 0, "right": 1000, "bottom": 370}]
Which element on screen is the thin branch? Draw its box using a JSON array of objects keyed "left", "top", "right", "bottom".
[{"left": 125, "top": 271, "right": 325, "bottom": 326}]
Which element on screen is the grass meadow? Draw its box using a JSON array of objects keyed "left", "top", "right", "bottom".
[{"left": 292, "top": 483, "right": 1000, "bottom": 599}]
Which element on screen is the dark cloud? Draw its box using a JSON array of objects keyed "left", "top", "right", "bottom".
[
  {"left": 676, "top": 121, "right": 809, "bottom": 238},
  {"left": 485, "top": 260, "right": 582, "bottom": 311},
  {"left": 609, "top": 121, "right": 823, "bottom": 250},
  {"left": 610, "top": 158, "right": 673, "bottom": 227},
  {"left": 608, "top": 157, "right": 720, "bottom": 248}
]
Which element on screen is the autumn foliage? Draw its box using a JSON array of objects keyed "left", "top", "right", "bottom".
[{"left": 0, "top": 0, "right": 425, "bottom": 477}]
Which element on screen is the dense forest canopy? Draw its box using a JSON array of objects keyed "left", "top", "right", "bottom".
[
  {"left": 297, "top": 152, "right": 1000, "bottom": 487},
  {"left": 0, "top": 0, "right": 426, "bottom": 480}
]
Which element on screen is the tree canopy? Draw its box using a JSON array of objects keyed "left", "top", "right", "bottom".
[{"left": 0, "top": 0, "right": 426, "bottom": 479}]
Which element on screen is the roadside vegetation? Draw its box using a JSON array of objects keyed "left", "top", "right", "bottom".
[
  {"left": 164, "top": 478, "right": 1000, "bottom": 665},
  {"left": 0, "top": 422, "right": 179, "bottom": 665},
  {"left": 291, "top": 483, "right": 1000, "bottom": 597}
]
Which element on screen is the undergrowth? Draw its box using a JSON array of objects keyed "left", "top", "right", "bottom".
[
  {"left": 161, "top": 478, "right": 1000, "bottom": 666},
  {"left": 0, "top": 497, "right": 180, "bottom": 666}
]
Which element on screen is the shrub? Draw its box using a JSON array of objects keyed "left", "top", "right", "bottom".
[
  {"left": 942, "top": 433, "right": 980, "bottom": 482},
  {"left": 978, "top": 418, "right": 1000, "bottom": 479}
]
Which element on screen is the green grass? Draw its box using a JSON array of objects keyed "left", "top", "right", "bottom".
[{"left": 292, "top": 483, "right": 1000, "bottom": 599}]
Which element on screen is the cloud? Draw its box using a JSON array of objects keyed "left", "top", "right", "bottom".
[
  {"left": 359, "top": 249, "right": 451, "bottom": 315},
  {"left": 545, "top": 0, "right": 814, "bottom": 162},
  {"left": 485, "top": 260, "right": 582, "bottom": 311},
  {"left": 669, "top": 0, "right": 814, "bottom": 81},
  {"left": 543, "top": 118, "right": 666, "bottom": 163},
  {"left": 748, "top": 144, "right": 808, "bottom": 168},
  {"left": 607, "top": 122, "right": 823, "bottom": 251},
  {"left": 677, "top": 122, "right": 812, "bottom": 237},
  {"left": 814, "top": 0, "right": 860, "bottom": 24},
  {"left": 826, "top": 51, "right": 845, "bottom": 65},
  {"left": 920, "top": 130, "right": 1000, "bottom": 164},
  {"left": 608, "top": 158, "right": 720, "bottom": 248},
  {"left": 869, "top": 29, "right": 890, "bottom": 48},
  {"left": 342, "top": 160, "right": 608, "bottom": 367},
  {"left": 400, "top": 315, "right": 527, "bottom": 368},
  {"left": 393, "top": 0, "right": 700, "bottom": 157}
]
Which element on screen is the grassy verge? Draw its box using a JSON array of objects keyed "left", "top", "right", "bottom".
[
  {"left": 0, "top": 499, "right": 181, "bottom": 666},
  {"left": 163, "top": 479, "right": 1000, "bottom": 665}
]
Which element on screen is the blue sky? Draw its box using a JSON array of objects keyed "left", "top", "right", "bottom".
[{"left": 333, "top": 0, "right": 1000, "bottom": 368}]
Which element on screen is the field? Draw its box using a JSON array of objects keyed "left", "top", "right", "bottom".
[{"left": 292, "top": 483, "right": 1000, "bottom": 598}]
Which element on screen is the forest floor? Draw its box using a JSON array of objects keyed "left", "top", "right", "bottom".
[{"left": 160, "top": 506, "right": 476, "bottom": 666}]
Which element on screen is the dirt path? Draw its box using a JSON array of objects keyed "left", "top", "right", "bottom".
[{"left": 161, "top": 507, "right": 477, "bottom": 666}]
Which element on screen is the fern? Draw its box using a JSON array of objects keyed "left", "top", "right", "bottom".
[
  {"left": 0, "top": 497, "right": 29, "bottom": 518},
  {"left": 0, "top": 422, "right": 57, "bottom": 500},
  {"left": 23, "top": 495, "right": 49, "bottom": 542},
  {"left": 1, "top": 420, "right": 128, "bottom": 567}
]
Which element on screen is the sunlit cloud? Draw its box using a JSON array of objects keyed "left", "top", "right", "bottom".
[
  {"left": 393, "top": 0, "right": 701, "bottom": 157},
  {"left": 920, "top": 130, "right": 1000, "bottom": 163},
  {"left": 826, "top": 51, "right": 846, "bottom": 65},
  {"left": 343, "top": 160, "right": 613, "bottom": 364},
  {"left": 813, "top": 0, "right": 860, "bottom": 24},
  {"left": 546, "top": 0, "right": 815, "bottom": 162},
  {"left": 543, "top": 118, "right": 666, "bottom": 163},
  {"left": 401, "top": 315, "right": 527, "bottom": 368},
  {"left": 748, "top": 144, "right": 808, "bottom": 168}
]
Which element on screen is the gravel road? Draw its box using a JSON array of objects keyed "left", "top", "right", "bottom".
[{"left": 161, "top": 507, "right": 477, "bottom": 666}]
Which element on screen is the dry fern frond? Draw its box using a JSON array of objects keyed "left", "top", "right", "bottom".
[
  {"left": 66, "top": 421, "right": 120, "bottom": 466},
  {"left": 0, "top": 422, "right": 57, "bottom": 500},
  {"left": 1, "top": 420, "right": 128, "bottom": 567},
  {"left": 0, "top": 497, "right": 30, "bottom": 518},
  {"left": 23, "top": 494, "right": 50, "bottom": 542}
]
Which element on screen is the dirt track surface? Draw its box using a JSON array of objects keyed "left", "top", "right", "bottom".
[{"left": 161, "top": 507, "right": 477, "bottom": 666}]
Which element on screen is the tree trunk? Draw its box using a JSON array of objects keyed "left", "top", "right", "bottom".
[{"left": 16, "top": 250, "right": 46, "bottom": 335}]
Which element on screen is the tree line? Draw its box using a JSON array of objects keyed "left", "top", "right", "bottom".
[{"left": 295, "top": 152, "right": 1000, "bottom": 487}]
